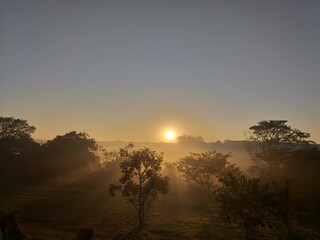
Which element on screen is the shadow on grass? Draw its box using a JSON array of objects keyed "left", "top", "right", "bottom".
[
  {"left": 113, "top": 225, "right": 143, "bottom": 240},
  {"left": 113, "top": 224, "right": 188, "bottom": 240}
]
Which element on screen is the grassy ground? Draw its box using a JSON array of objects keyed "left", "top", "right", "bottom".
[{"left": 0, "top": 178, "right": 320, "bottom": 240}]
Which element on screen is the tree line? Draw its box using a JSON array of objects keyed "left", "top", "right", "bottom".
[
  {"left": 0, "top": 117, "right": 100, "bottom": 184},
  {"left": 0, "top": 116, "right": 319, "bottom": 239},
  {"left": 174, "top": 121, "right": 319, "bottom": 239}
]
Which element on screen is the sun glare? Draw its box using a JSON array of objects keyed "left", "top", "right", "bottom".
[{"left": 165, "top": 131, "right": 175, "bottom": 141}]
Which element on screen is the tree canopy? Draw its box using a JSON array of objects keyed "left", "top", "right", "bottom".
[
  {"left": 176, "top": 135, "right": 205, "bottom": 144},
  {"left": 109, "top": 145, "right": 169, "bottom": 225},
  {"left": 0, "top": 116, "right": 36, "bottom": 139},
  {"left": 43, "top": 131, "right": 97, "bottom": 155},
  {"left": 176, "top": 151, "right": 238, "bottom": 195},
  {"left": 42, "top": 131, "right": 100, "bottom": 173},
  {"left": 246, "top": 120, "right": 314, "bottom": 178},
  {"left": 216, "top": 173, "right": 272, "bottom": 240},
  {"left": 247, "top": 120, "right": 313, "bottom": 155},
  {"left": 0, "top": 116, "right": 38, "bottom": 156}
]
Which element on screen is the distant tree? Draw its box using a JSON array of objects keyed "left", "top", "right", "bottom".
[
  {"left": 102, "top": 147, "right": 122, "bottom": 165},
  {"left": 0, "top": 116, "right": 38, "bottom": 156},
  {"left": 216, "top": 174, "right": 272, "bottom": 240},
  {"left": 177, "top": 134, "right": 205, "bottom": 144},
  {"left": 109, "top": 144, "right": 169, "bottom": 226},
  {"left": 176, "top": 151, "right": 239, "bottom": 196},
  {"left": 246, "top": 120, "right": 314, "bottom": 178},
  {"left": 247, "top": 120, "right": 312, "bottom": 154}
]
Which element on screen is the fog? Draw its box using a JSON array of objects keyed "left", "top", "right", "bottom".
[{"left": 100, "top": 140, "right": 252, "bottom": 170}]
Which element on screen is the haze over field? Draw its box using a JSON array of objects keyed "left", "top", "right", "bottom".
[
  {"left": 1, "top": 0, "right": 320, "bottom": 143},
  {"left": 1, "top": 1, "right": 320, "bottom": 239},
  {"left": 1, "top": 116, "right": 319, "bottom": 239}
]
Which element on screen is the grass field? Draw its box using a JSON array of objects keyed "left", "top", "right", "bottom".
[{"left": 1, "top": 175, "right": 320, "bottom": 240}]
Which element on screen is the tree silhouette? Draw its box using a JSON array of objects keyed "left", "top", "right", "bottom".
[
  {"left": 216, "top": 174, "right": 271, "bottom": 240},
  {"left": 0, "top": 117, "right": 40, "bottom": 182},
  {"left": 286, "top": 147, "right": 320, "bottom": 210},
  {"left": 0, "top": 116, "right": 38, "bottom": 156},
  {"left": 176, "top": 134, "right": 205, "bottom": 144},
  {"left": 109, "top": 144, "right": 169, "bottom": 226},
  {"left": 270, "top": 181, "right": 293, "bottom": 239},
  {"left": 0, "top": 116, "right": 35, "bottom": 139},
  {"left": 176, "top": 151, "right": 239, "bottom": 196},
  {"left": 246, "top": 120, "right": 314, "bottom": 178},
  {"left": 40, "top": 131, "right": 100, "bottom": 181}
]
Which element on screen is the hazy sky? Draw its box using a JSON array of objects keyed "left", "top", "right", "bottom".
[{"left": 1, "top": 0, "right": 319, "bottom": 143}]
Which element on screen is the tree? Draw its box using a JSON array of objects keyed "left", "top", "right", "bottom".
[
  {"left": 40, "top": 131, "right": 100, "bottom": 181},
  {"left": 176, "top": 151, "right": 239, "bottom": 196},
  {"left": 247, "top": 120, "right": 312, "bottom": 153},
  {"left": 177, "top": 134, "right": 205, "bottom": 144},
  {"left": 286, "top": 147, "right": 320, "bottom": 210},
  {"left": 0, "top": 116, "right": 35, "bottom": 139},
  {"left": 246, "top": 120, "right": 314, "bottom": 178},
  {"left": 43, "top": 131, "right": 97, "bottom": 154},
  {"left": 0, "top": 117, "right": 40, "bottom": 182},
  {"left": 216, "top": 174, "right": 272, "bottom": 240},
  {"left": 109, "top": 145, "right": 169, "bottom": 226},
  {"left": 0, "top": 116, "right": 38, "bottom": 156},
  {"left": 269, "top": 181, "right": 293, "bottom": 240}
]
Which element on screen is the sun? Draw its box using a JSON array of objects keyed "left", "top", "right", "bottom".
[{"left": 164, "top": 131, "right": 175, "bottom": 141}]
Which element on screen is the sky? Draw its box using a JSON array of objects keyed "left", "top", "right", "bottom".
[{"left": 0, "top": 0, "right": 319, "bottom": 143}]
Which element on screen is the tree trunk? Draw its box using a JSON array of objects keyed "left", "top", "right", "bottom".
[
  {"left": 245, "top": 230, "right": 249, "bottom": 240},
  {"left": 245, "top": 226, "right": 250, "bottom": 240},
  {"left": 138, "top": 172, "right": 144, "bottom": 226},
  {"left": 140, "top": 202, "right": 145, "bottom": 226},
  {"left": 285, "top": 221, "right": 293, "bottom": 240}
]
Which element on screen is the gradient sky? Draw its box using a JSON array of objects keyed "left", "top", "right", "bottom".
[{"left": 1, "top": 0, "right": 319, "bottom": 143}]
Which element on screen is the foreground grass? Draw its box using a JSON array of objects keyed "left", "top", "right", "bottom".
[{"left": 0, "top": 182, "right": 319, "bottom": 240}]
